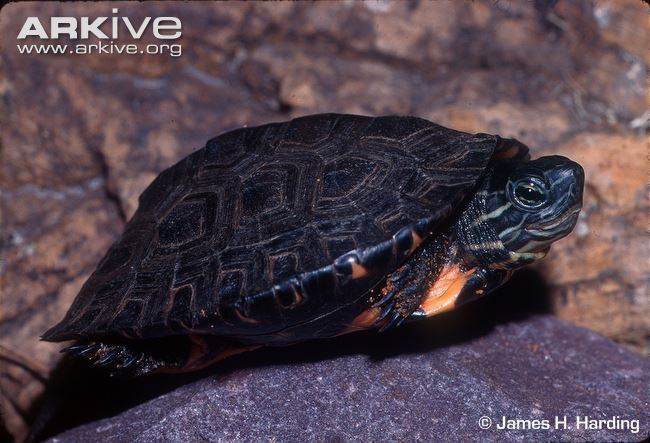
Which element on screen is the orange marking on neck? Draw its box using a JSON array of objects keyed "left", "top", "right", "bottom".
[{"left": 418, "top": 264, "right": 475, "bottom": 316}]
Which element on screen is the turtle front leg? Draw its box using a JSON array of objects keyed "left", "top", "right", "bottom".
[
  {"left": 373, "top": 237, "right": 512, "bottom": 331},
  {"left": 372, "top": 238, "right": 448, "bottom": 332},
  {"left": 411, "top": 267, "right": 511, "bottom": 319}
]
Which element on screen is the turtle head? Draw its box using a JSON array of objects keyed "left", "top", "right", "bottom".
[{"left": 458, "top": 155, "right": 584, "bottom": 269}]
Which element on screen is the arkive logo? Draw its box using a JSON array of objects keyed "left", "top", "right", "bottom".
[
  {"left": 18, "top": 8, "right": 181, "bottom": 40},
  {"left": 15, "top": 8, "right": 182, "bottom": 57}
]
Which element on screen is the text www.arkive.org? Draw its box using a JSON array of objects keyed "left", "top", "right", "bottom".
[{"left": 16, "top": 41, "right": 182, "bottom": 57}]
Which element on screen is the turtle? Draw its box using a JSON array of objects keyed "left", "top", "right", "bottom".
[{"left": 42, "top": 113, "right": 584, "bottom": 376}]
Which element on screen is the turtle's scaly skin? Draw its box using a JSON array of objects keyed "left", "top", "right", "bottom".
[{"left": 42, "top": 114, "right": 583, "bottom": 375}]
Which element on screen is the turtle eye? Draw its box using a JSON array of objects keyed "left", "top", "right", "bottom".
[{"left": 511, "top": 178, "right": 548, "bottom": 210}]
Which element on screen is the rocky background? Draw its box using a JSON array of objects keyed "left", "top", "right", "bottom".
[{"left": 1, "top": 1, "right": 648, "bottom": 441}]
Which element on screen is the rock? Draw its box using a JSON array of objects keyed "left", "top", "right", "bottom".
[
  {"left": 0, "top": 182, "right": 123, "bottom": 441},
  {"left": 46, "top": 315, "right": 649, "bottom": 442},
  {"left": 1, "top": 1, "right": 647, "bottom": 440},
  {"left": 537, "top": 133, "right": 649, "bottom": 351}
]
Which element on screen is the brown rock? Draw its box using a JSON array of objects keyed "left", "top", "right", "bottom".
[
  {"left": 591, "top": 0, "right": 649, "bottom": 61},
  {"left": 1, "top": 1, "right": 647, "bottom": 440},
  {"left": 536, "top": 133, "right": 649, "bottom": 353},
  {"left": 0, "top": 182, "right": 123, "bottom": 440}
]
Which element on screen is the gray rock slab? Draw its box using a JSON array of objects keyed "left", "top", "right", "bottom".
[{"left": 49, "top": 316, "right": 649, "bottom": 442}]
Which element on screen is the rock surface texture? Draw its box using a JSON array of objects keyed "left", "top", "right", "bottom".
[
  {"left": 48, "top": 316, "right": 650, "bottom": 442},
  {"left": 0, "top": 1, "right": 648, "bottom": 440}
]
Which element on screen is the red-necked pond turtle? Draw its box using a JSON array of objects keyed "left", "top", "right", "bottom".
[{"left": 43, "top": 114, "right": 584, "bottom": 375}]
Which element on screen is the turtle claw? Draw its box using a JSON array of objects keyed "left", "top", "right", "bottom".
[
  {"left": 61, "top": 343, "right": 87, "bottom": 353},
  {"left": 374, "top": 288, "right": 413, "bottom": 332},
  {"left": 374, "top": 284, "right": 422, "bottom": 332},
  {"left": 120, "top": 353, "right": 140, "bottom": 369},
  {"left": 62, "top": 342, "right": 137, "bottom": 373},
  {"left": 95, "top": 349, "right": 121, "bottom": 366},
  {"left": 62, "top": 342, "right": 101, "bottom": 357},
  {"left": 372, "top": 291, "right": 394, "bottom": 309},
  {"left": 60, "top": 338, "right": 189, "bottom": 376},
  {"left": 373, "top": 288, "right": 407, "bottom": 332},
  {"left": 409, "top": 308, "right": 427, "bottom": 319},
  {"left": 378, "top": 311, "right": 405, "bottom": 333},
  {"left": 377, "top": 300, "right": 396, "bottom": 321}
]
